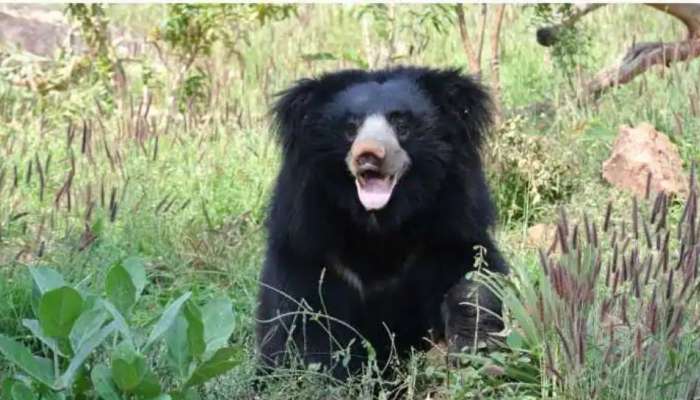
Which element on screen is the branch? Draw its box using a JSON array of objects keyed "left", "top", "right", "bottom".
[
  {"left": 648, "top": 4, "right": 700, "bottom": 39},
  {"left": 455, "top": 4, "right": 480, "bottom": 75},
  {"left": 490, "top": 5, "right": 506, "bottom": 123},
  {"left": 585, "top": 39, "right": 700, "bottom": 97},
  {"left": 585, "top": 4, "right": 700, "bottom": 96}
]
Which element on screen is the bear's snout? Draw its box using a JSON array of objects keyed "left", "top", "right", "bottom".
[{"left": 352, "top": 139, "right": 385, "bottom": 172}]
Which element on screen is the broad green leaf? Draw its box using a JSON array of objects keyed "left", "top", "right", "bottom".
[
  {"left": 101, "top": 300, "right": 133, "bottom": 346},
  {"left": 183, "top": 301, "right": 205, "bottom": 359},
  {"left": 40, "top": 390, "right": 66, "bottom": 400},
  {"left": 111, "top": 343, "right": 146, "bottom": 392},
  {"left": 166, "top": 315, "right": 192, "bottom": 379},
  {"left": 56, "top": 321, "right": 117, "bottom": 390},
  {"left": 122, "top": 257, "right": 147, "bottom": 298},
  {"left": 2, "top": 377, "right": 16, "bottom": 400},
  {"left": 29, "top": 266, "right": 65, "bottom": 294},
  {"left": 91, "top": 364, "right": 122, "bottom": 400},
  {"left": 171, "top": 388, "right": 199, "bottom": 400},
  {"left": 21, "top": 319, "right": 66, "bottom": 357},
  {"left": 29, "top": 267, "right": 65, "bottom": 314},
  {"left": 69, "top": 304, "right": 110, "bottom": 353},
  {"left": 185, "top": 347, "right": 241, "bottom": 387},
  {"left": 143, "top": 292, "right": 191, "bottom": 351},
  {"left": 105, "top": 264, "right": 137, "bottom": 317},
  {"left": 38, "top": 287, "right": 84, "bottom": 338},
  {"left": 131, "top": 369, "right": 161, "bottom": 398},
  {"left": 0, "top": 334, "right": 54, "bottom": 386},
  {"left": 201, "top": 297, "right": 234, "bottom": 354},
  {"left": 10, "top": 380, "right": 37, "bottom": 400}
]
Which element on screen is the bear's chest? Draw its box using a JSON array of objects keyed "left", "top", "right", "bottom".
[{"left": 329, "top": 246, "right": 420, "bottom": 299}]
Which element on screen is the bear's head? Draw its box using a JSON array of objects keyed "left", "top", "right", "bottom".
[{"left": 272, "top": 67, "right": 493, "bottom": 232}]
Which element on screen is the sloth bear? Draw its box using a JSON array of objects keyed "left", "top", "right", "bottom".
[{"left": 256, "top": 66, "right": 508, "bottom": 379}]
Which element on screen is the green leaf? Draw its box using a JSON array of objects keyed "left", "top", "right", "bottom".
[
  {"left": 111, "top": 342, "right": 145, "bottom": 392},
  {"left": 105, "top": 263, "right": 137, "bottom": 317},
  {"left": 29, "top": 266, "right": 65, "bottom": 294},
  {"left": 183, "top": 301, "right": 205, "bottom": 359},
  {"left": 38, "top": 287, "right": 84, "bottom": 338},
  {"left": 166, "top": 315, "right": 192, "bottom": 379},
  {"left": 69, "top": 303, "right": 110, "bottom": 353},
  {"left": 21, "top": 319, "right": 66, "bottom": 357},
  {"left": 56, "top": 321, "right": 117, "bottom": 390},
  {"left": 122, "top": 257, "right": 147, "bottom": 297},
  {"left": 185, "top": 347, "right": 241, "bottom": 387},
  {"left": 91, "top": 364, "right": 122, "bottom": 400},
  {"left": 101, "top": 300, "right": 133, "bottom": 346},
  {"left": 131, "top": 369, "right": 161, "bottom": 398},
  {"left": 29, "top": 267, "right": 65, "bottom": 315},
  {"left": 40, "top": 390, "right": 66, "bottom": 400},
  {"left": 171, "top": 388, "right": 199, "bottom": 400},
  {"left": 2, "top": 377, "right": 15, "bottom": 400},
  {"left": 201, "top": 297, "right": 234, "bottom": 354},
  {"left": 10, "top": 380, "right": 37, "bottom": 400},
  {"left": 143, "top": 292, "right": 191, "bottom": 351},
  {"left": 0, "top": 334, "right": 55, "bottom": 386}
]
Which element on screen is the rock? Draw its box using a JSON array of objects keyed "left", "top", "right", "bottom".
[
  {"left": 0, "top": 6, "right": 70, "bottom": 57},
  {"left": 526, "top": 223, "right": 557, "bottom": 249},
  {"left": 602, "top": 123, "right": 687, "bottom": 198}
]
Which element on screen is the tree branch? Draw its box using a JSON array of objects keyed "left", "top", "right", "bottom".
[
  {"left": 455, "top": 4, "right": 480, "bottom": 76},
  {"left": 586, "top": 39, "right": 700, "bottom": 97}
]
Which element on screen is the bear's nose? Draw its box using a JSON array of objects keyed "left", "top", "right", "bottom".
[{"left": 352, "top": 139, "right": 385, "bottom": 169}]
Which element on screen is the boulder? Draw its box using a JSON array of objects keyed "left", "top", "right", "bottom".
[
  {"left": 602, "top": 123, "right": 687, "bottom": 198},
  {"left": 0, "top": 6, "right": 69, "bottom": 57}
]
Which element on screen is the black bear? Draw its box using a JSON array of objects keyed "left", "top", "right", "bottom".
[{"left": 256, "top": 66, "right": 508, "bottom": 379}]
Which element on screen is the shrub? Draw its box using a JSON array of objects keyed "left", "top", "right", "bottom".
[
  {"left": 487, "top": 115, "right": 581, "bottom": 226},
  {"left": 0, "top": 258, "right": 239, "bottom": 399}
]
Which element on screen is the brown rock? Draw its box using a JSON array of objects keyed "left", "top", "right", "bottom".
[
  {"left": 0, "top": 6, "right": 69, "bottom": 57},
  {"left": 602, "top": 123, "right": 687, "bottom": 198},
  {"left": 526, "top": 223, "right": 557, "bottom": 249}
]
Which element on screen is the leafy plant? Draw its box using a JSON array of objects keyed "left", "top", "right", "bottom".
[
  {"left": 0, "top": 259, "right": 239, "bottom": 399},
  {"left": 152, "top": 4, "right": 296, "bottom": 115},
  {"left": 532, "top": 4, "right": 594, "bottom": 90},
  {"left": 487, "top": 115, "right": 581, "bottom": 226}
]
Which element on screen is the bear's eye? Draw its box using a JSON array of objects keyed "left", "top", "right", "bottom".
[
  {"left": 343, "top": 116, "right": 361, "bottom": 141},
  {"left": 388, "top": 111, "right": 411, "bottom": 140}
]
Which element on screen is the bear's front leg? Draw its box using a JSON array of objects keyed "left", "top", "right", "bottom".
[
  {"left": 256, "top": 255, "right": 366, "bottom": 380},
  {"left": 441, "top": 278, "right": 504, "bottom": 355}
]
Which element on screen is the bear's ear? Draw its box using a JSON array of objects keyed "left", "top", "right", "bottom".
[
  {"left": 417, "top": 69, "right": 493, "bottom": 149},
  {"left": 271, "top": 78, "right": 320, "bottom": 149}
]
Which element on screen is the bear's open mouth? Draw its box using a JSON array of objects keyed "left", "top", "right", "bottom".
[{"left": 355, "top": 169, "right": 397, "bottom": 211}]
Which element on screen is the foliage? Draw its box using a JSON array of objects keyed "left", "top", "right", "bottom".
[
  {"left": 532, "top": 4, "right": 594, "bottom": 88},
  {"left": 487, "top": 115, "right": 581, "bottom": 226},
  {"left": 152, "top": 4, "right": 296, "bottom": 114},
  {"left": 0, "top": 260, "right": 239, "bottom": 399}
]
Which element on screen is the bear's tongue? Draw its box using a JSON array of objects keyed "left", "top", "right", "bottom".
[{"left": 355, "top": 174, "right": 395, "bottom": 211}]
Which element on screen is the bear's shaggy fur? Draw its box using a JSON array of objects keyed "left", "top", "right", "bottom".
[{"left": 256, "top": 66, "right": 508, "bottom": 379}]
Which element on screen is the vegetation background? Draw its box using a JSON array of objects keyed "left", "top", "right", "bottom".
[{"left": 0, "top": 4, "right": 699, "bottom": 399}]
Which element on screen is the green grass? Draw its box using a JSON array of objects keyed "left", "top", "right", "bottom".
[{"left": 1, "top": 4, "right": 699, "bottom": 399}]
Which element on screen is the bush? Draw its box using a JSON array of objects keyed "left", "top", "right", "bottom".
[
  {"left": 0, "top": 258, "right": 239, "bottom": 400},
  {"left": 487, "top": 116, "right": 581, "bottom": 226}
]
